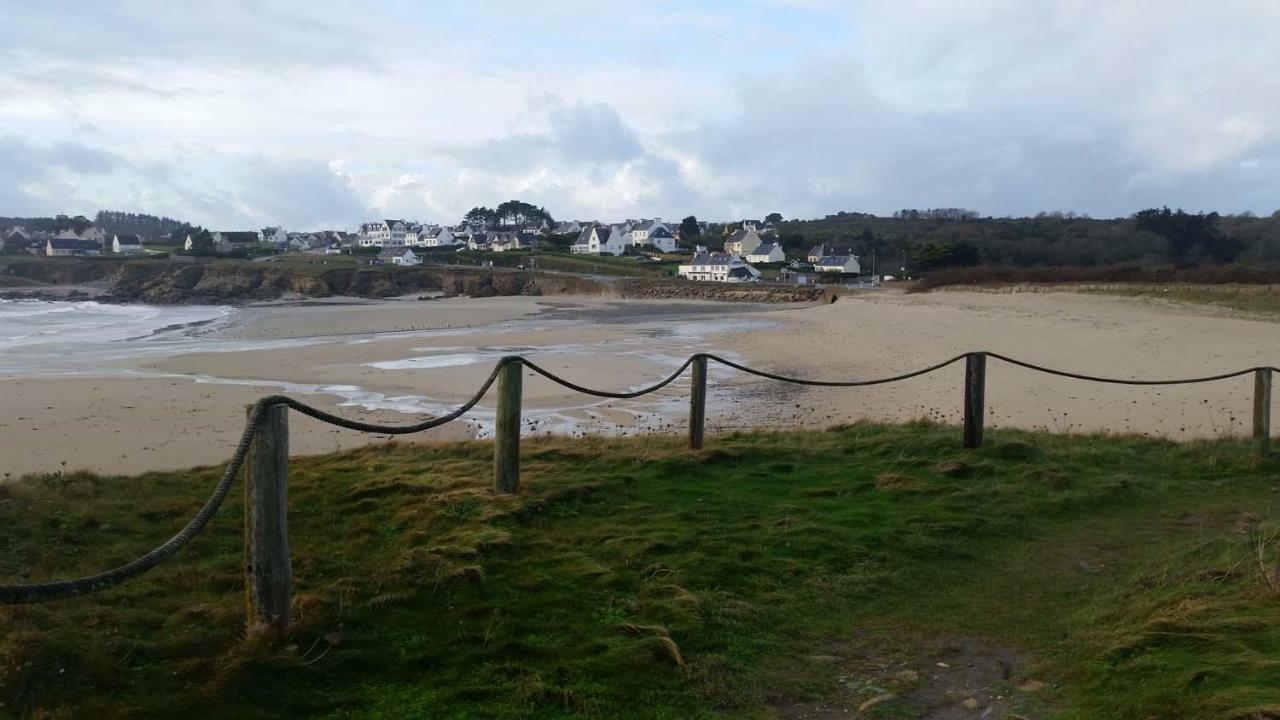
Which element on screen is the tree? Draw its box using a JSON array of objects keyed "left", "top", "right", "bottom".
[
  {"left": 183, "top": 227, "right": 215, "bottom": 254},
  {"left": 494, "top": 200, "right": 553, "bottom": 227},
  {"left": 765, "top": 212, "right": 783, "bottom": 224},
  {"left": 679, "top": 216, "right": 701, "bottom": 239},
  {"left": 464, "top": 206, "right": 498, "bottom": 228}
]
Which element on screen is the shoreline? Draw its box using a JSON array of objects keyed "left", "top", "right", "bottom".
[{"left": 4, "top": 290, "right": 1280, "bottom": 478}]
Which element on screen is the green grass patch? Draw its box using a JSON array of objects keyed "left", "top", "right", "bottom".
[{"left": 1, "top": 425, "right": 1278, "bottom": 718}]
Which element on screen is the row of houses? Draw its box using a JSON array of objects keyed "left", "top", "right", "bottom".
[
  {"left": 570, "top": 219, "right": 678, "bottom": 255},
  {"left": 44, "top": 234, "right": 146, "bottom": 257},
  {"left": 673, "top": 241, "right": 862, "bottom": 284}
]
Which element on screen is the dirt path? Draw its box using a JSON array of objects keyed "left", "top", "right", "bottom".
[{"left": 774, "top": 631, "right": 1053, "bottom": 719}]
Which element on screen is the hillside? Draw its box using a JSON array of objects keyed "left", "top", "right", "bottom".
[{"left": 2, "top": 425, "right": 1278, "bottom": 718}]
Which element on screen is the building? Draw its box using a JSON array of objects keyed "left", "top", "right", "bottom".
[
  {"left": 359, "top": 220, "right": 416, "bottom": 248},
  {"left": 677, "top": 252, "right": 761, "bottom": 282},
  {"left": 745, "top": 242, "right": 785, "bottom": 264},
  {"left": 112, "top": 234, "right": 145, "bottom": 254},
  {"left": 55, "top": 227, "right": 106, "bottom": 243},
  {"left": 418, "top": 227, "right": 461, "bottom": 248},
  {"left": 807, "top": 243, "right": 856, "bottom": 264},
  {"left": 724, "top": 229, "right": 767, "bottom": 256},
  {"left": 553, "top": 220, "right": 583, "bottom": 235},
  {"left": 490, "top": 231, "right": 537, "bottom": 252},
  {"left": 571, "top": 225, "right": 627, "bottom": 255},
  {"left": 379, "top": 247, "right": 422, "bottom": 266},
  {"left": 625, "top": 220, "right": 677, "bottom": 252},
  {"left": 815, "top": 255, "right": 861, "bottom": 274},
  {"left": 260, "top": 226, "right": 287, "bottom": 247},
  {"left": 46, "top": 238, "right": 102, "bottom": 257}
]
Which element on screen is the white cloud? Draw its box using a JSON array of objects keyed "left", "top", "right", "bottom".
[{"left": 0, "top": 0, "right": 1277, "bottom": 226}]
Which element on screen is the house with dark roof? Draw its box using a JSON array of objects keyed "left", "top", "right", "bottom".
[
  {"left": 807, "top": 243, "right": 856, "bottom": 264},
  {"left": 815, "top": 255, "right": 861, "bottom": 274},
  {"left": 745, "top": 242, "right": 785, "bottom": 264},
  {"left": 46, "top": 238, "right": 102, "bottom": 257},
  {"left": 724, "top": 229, "right": 766, "bottom": 256},
  {"left": 677, "top": 252, "right": 762, "bottom": 282},
  {"left": 112, "top": 234, "right": 145, "bottom": 254},
  {"left": 359, "top": 219, "right": 415, "bottom": 248},
  {"left": 490, "top": 232, "right": 537, "bottom": 252},
  {"left": 571, "top": 225, "right": 627, "bottom": 255}
]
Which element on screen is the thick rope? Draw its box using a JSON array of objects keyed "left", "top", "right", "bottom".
[
  {"left": 703, "top": 352, "right": 969, "bottom": 386},
  {"left": 985, "top": 352, "right": 1280, "bottom": 386},
  {"left": 521, "top": 355, "right": 696, "bottom": 398}
]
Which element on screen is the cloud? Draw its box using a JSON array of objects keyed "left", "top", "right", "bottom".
[{"left": 0, "top": 1, "right": 1277, "bottom": 226}]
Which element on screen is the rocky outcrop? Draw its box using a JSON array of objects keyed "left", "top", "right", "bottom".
[{"left": 0, "top": 258, "right": 819, "bottom": 305}]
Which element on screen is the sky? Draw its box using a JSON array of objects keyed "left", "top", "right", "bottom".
[{"left": 1, "top": 0, "right": 1278, "bottom": 229}]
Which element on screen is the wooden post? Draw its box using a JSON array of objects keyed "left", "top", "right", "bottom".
[
  {"left": 963, "top": 352, "right": 986, "bottom": 449},
  {"left": 689, "top": 355, "right": 707, "bottom": 450},
  {"left": 1254, "top": 368, "right": 1271, "bottom": 457},
  {"left": 244, "top": 404, "right": 291, "bottom": 635},
  {"left": 494, "top": 358, "right": 522, "bottom": 494}
]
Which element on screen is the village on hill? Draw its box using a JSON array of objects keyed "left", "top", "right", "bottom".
[{"left": 0, "top": 208, "right": 873, "bottom": 287}]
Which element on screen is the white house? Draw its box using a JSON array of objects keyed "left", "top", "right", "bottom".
[
  {"left": 46, "top": 238, "right": 102, "bottom": 257},
  {"left": 677, "top": 252, "right": 762, "bottom": 282},
  {"left": 724, "top": 229, "right": 766, "bottom": 256},
  {"left": 467, "top": 232, "right": 491, "bottom": 251},
  {"left": 815, "top": 255, "right": 861, "bottom": 274},
  {"left": 745, "top": 242, "right": 785, "bottom": 264},
  {"left": 625, "top": 220, "right": 677, "bottom": 252},
  {"left": 419, "top": 227, "right": 461, "bottom": 248},
  {"left": 112, "top": 234, "right": 145, "bottom": 254},
  {"left": 260, "top": 226, "right": 287, "bottom": 248},
  {"left": 379, "top": 247, "right": 421, "bottom": 266},
  {"left": 490, "top": 231, "right": 537, "bottom": 252},
  {"left": 571, "top": 225, "right": 628, "bottom": 255},
  {"left": 359, "top": 220, "right": 415, "bottom": 248}
]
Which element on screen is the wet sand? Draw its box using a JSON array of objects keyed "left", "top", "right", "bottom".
[{"left": 3, "top": 291, "right": 1278, "bottom": 478}]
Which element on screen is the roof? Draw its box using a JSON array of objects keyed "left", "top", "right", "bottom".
[
  {"left": 649, "top": 226, "right": 673, "bottom": 238},
  {"left": 115, "top": 234, "right": 143, "bottom": 245},
  {"left": 48, "top": 238, "right": 100, "bottom": 250},
  {"left": 817, "top": 255, "right": 853, "bottom": 266},
  {"left": 216, "top": 231, "right": 261, "bottom": 244},
  {"left": 750, "top": 242, "right": 781, "bottom": 256},
  {"left": 811, "top": 243, "right": 855, "bottom": 256},
  {"left": 690, "top": 252, "right": 737, "bottom": 265}
]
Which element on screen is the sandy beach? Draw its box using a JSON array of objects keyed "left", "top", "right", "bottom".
[{"left": 3, "top": 290, "right": 1278, "bottom": 478}]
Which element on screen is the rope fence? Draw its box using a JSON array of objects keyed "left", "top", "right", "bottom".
[{"left": 3, "top": 351, "right": 1277, "bottom": 625}]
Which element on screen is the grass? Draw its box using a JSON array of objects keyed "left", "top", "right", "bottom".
[
  {"left": 2, "top": 424, "right": 1279, "bottom": 718},
  {"left": 1085, "top": 285, "right": 1280, "bottom": 318}
]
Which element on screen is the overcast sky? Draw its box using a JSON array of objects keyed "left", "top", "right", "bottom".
[{"left": 1, "top": 1, "right": 1277, "bottom": 229}]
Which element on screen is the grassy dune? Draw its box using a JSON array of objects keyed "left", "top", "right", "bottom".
[{"left": 2, "top": 424, "right": 1279, "bottom": 719}]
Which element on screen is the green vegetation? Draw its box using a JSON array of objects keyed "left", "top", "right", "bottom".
[
  {"left": 775, "top": 208, "right": 1280, "bottom": 276},
  {"left": 1087, "top": 285, "right": 1280, "bottom": 319},
  {"left": 2, "top": 425, "right": 1279, "bottom": 718}
]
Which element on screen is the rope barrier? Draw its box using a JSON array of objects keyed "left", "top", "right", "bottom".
[
  {"left": 521, "top": 355, "right": 696, "bottom": 398},
  {"left": 985, "top": 352, "right": 1280, "bottom": 386},
  {"left": 3, "top": 350, "right": 1274, "bottom": 604},
  {"left": 703, "top": 352, "right": 969, "bottom": 386}
]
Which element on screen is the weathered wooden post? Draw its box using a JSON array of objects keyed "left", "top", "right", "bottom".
[
  {"left": 1254, "top": 368, "right": 1271, "bottom": 457},
  {"left": 963, "top": 352, "right": 986, "bottom": 449},
  {"left": 244, "top": 403, "right": 291, "bottom": 635},
  {"left": 494, "top": 358, "right": 522, "bottom": 493},
  {"left": 689, "top": 355, "right": 707, "bottom": 450}
]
